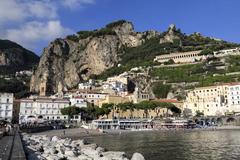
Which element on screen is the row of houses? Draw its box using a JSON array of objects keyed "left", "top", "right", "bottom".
[{"left": 183, "top": 82, "right": 240, "bottom": 116}]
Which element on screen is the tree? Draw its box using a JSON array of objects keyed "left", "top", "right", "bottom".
[
  {"left": 102, "top": 103, "right": 114, "bottom": 118},
  {"left": 60, "top": 106, "right": 81, "bottom": 122},
  {"left": 152, "top": 83, "right": 171, "bottom": 98},
  {"left": 195, "top": 110, "right": 204, "bottom": 117},
  {"left": 199, "top": 48, "right": 214, "bottom": 55},
  {"left": 164, "top": 59, "right": 175, "bottom": 65}
]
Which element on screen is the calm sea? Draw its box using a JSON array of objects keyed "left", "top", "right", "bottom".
[{"left": 83, "top": 130, "right": 240, "bottom": 160}]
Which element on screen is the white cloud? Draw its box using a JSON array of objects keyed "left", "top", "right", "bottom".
[
  {"left": 0, "top": 0, "right": 58, "bottom": 24},
  {"left": 0, "top": 0, "right": 27, "bottom": 23},
  {"left": 3, "top": 21, "right": 72, "bottom": 49},
  {"left": 27, "top": 1, "right": 57, "bottom": 19},
  {"left": 61, "top": 0, "right": 95, "bottom": 10},
  {"left": 0, "top": 0, "right": 96, "bottom": 53}
]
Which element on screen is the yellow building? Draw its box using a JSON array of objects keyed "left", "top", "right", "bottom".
[
  {"left": 183, "top": 83, "right": 240, "bottom": 116},
  {"left": 98, "top": 95, "right": 131, "bottom": 107}
]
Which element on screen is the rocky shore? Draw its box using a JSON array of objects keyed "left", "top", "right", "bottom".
[{"left": 22, "top": 133, "right": 145, "bottom": 160}]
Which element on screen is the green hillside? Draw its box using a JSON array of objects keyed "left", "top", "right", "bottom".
[{"left": 96, "top": 27, "right": 239, "bottom": 80}]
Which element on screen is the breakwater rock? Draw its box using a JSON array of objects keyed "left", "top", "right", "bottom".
[{"left": 22, "top": 133, "right": 145, "bottom": 160}]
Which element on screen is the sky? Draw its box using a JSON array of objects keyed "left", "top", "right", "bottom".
[{"left": 0, "top": 0, "right": 240, "bottom": 55}]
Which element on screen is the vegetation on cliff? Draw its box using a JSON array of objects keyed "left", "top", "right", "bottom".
[
  {"left": 96, "top": 26, "right": 239, "bottom": 80},
  {"left": 61, "top": 101, "right": 181, "bottom": 120}
]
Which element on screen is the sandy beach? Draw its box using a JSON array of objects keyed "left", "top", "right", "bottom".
[{"left": 31, "top": 128, "right": 103, "bottom": 138}]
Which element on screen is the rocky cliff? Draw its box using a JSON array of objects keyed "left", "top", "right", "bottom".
[
  {"left": 31, "top": 20, "right": 233, "bottom": 95},
  {"left": 30, "top": 20, "right": 160, "bottom": 95},
  {"left": 0, "top": 39, "right": 39, "bottom": 68}
]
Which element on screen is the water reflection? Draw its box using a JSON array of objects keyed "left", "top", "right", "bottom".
[{"left": 83, "top": 130, "right": 240, "bottom": 160}]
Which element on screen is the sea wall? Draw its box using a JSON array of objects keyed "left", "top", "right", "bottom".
[{"left": 22, "top": 133, "right": 145, "bottom": 160}]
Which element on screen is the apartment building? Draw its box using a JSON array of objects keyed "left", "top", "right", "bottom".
[
  {"left": 70, "top": 96, "right": 87, "bottom": 108},
  {"left": 19, "top": 97, "right": 70, "bottom": 124},
  {"left": 0, "top": 93, "right": 13, "bottom": 122},
  {"left": 183, "top": 83, "right": 240, "bottom": 116},
  {"left": 75, "top": 92, "right": 108, "bottom": 106}
]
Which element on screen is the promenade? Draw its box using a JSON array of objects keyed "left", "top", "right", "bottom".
[{"left": 0, "top": 131, "right": 26, "bottom": 160}]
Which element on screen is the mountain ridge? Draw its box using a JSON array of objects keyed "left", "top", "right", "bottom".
[{"left": 29, "top": 20, "right": 239, "bottom": 95}]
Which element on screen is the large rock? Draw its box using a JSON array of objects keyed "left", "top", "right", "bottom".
[
  {"left": 159, "top": 24, "right": 182, "bottom": 44},
  {"left": 51, "top": 136, "right": 60, "bottom": 142},
  {"left": 22, "top": 133, "right": 144, "bottom": 160},
  {"left": 81, "top": 148, "right": 100, "bottom": 159},
  {"left": 30, "top": 20, "right": 157, "bottom": 95},
  {"left": 131, "top": 152, "right": 145, "bottom": 160},
  {"left": 78, "top": 154, "right": 93, "bottom": 160},
  {"left": 102, "top": 151, "right": 126, "bottom": 160}
]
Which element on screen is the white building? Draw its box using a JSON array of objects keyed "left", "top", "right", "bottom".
[
  {"left": 0, "top": 93, "right": 13, "bottom": 122},
  {"left": 154, "top": 50, "right": 206, "bottom": 64},
  {"left": 183, "top": 83, "right": 240, "bottom": 116},
  {"left": 102, "top": 81, "right": 128, "bottom": 96},
  {"left": 226, "top": 84, "right": 240, "bottom": 113},
  {"left": 78, "top": 79, "right": 96, "bottom": 90},
  {"left": 70, "top": 97, "right": 87, "bottom": 108},
  {"left": 19, "top": 97, "right": 70, "bottom": 124},
  {"left": 214, "top": 48, "right": 240, "bottom": 57},
  {"left": 75, "top": 92, "right": 108, "bottom": 106}
]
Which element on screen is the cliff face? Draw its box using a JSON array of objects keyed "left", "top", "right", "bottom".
[
  {"left": 0, "top": 39, "right": 39, "bottom": 67},
  {"left": 30, "top": 21, "right": 159, "bottom": 95},
  {"left": 159, "top": 24, "right": 181, "bottom": 44}
]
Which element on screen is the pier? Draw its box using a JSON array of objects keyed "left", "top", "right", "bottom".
[{"left": 0, "top": 130, "right": 26, "bottom": 160}]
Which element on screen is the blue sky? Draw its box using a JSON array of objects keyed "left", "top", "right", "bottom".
[{"left": 1, "top": 0, "right": 240, "bottom": 55}]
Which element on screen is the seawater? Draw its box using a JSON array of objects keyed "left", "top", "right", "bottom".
[{"left": 83, "top": 130, "right": 240, "bottom": 160}]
